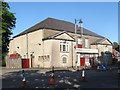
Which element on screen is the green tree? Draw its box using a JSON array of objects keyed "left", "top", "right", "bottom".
[
  {"left": 113, "top": 42, "right": 118, "bottom": 49},
  {"left": 1, "top": 1, "right": 16, "bottom": 66}
]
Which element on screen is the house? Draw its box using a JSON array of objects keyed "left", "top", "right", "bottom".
[{"left": 8, "top": 18, "right": 113, "bottom": 68}]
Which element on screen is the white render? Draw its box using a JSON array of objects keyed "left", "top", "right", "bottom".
[{"left": 8, "top": 28, "right": 113, "bottom": 68}]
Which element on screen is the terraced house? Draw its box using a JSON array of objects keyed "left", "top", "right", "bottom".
[{"left": 8, "top": 18, "right": 113, "bottom": 68}]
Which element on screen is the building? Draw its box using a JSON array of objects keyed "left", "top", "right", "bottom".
[
  {"left": 8, "top": 18, "right": 113, "bottom": 68},
  {"left": 113, "top": 44, "right": 120, "bottom": 63}
]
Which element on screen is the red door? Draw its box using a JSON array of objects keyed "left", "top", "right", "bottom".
[
  {"left": 80, "top": 57, "right": 85, "bottom": 66},
  {"left": 22, "top": 59, "right": 29, "bottom": 68}
]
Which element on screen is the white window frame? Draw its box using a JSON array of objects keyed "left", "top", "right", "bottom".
[
  {"left": 60, "top": 42, "right": 69, "bottom": 52},
  {"left": 62, "top": 57, "right": 67, "bottom": 63},
  {"left": 78, "top": 37, "right": 82, "bottom": 44},
  {"left": 85, "top": 38, "right": 89, "bottom": 48}
]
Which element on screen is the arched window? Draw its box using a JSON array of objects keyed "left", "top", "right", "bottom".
[{"left": 63, "top": 57, "right": 67, "bottom": 63}]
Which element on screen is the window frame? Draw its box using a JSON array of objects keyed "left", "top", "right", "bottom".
[
  {"left": 62, "top": 57, "right": 67, "bottom": 63},
  {"left": 60, "top": 42, "right": 69, "bottom": 53}
]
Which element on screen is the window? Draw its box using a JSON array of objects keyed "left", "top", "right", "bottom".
[
  {"left": 60, "top": 42, "right": 69, "bottom": 52},
  {"left": 60, "top": 44, "right": 62, "bottom": 51},
  {"left": 63, "top": 45, "right": 66, "bottom": 51},
  {"left": 85, "top": 54, "right": 89, "bottom": 62},
  {"left": 66, "top": 45, "right": 69, "bottom": 52},
  {"left": 38, "top": 56, "right": 40, "bottom": 61},
  {"left": 85, "top": 39, "right": 89, "bottom": 48},
  {"left": 77, "top": 37, "right": 82, "bottom": 48},
  {"left": 78, "top": 38, "right": 82, "bottom": 45},
  {"left": 63, "top": 57, "right": 67, "bottom": 63},
  {"left": 38, "top": 55, "right": 50, "bottom": 62},
  {"left": 38, "top": 56, "right": 42, "bottom": 61}
]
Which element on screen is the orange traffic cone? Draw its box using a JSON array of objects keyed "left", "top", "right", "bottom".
[
  {"left": 50, "top": 66, "right": 55, "bottom": 85},
  {"left": 81, "top": 68, "right": 85, "bottom": 81},
  {"left": 50, "top": 73, "right": 55, "bottom": 85}
]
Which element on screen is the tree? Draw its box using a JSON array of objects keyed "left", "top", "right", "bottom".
[
  {"left": 1, "top": 1, "right": 16, "bottom": 66},
  {"left": 113, "top": 42, "right": 118, "bottom": 49}
]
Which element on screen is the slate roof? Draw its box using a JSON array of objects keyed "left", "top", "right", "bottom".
[
  {"left": 91, "top": 39, "right": 104, "bottom": 44},
  {"left": 14, "top": 17, "right": 104, "bottom": 38},
  {"left": 43, "top": 31, "right": 75, "bottom": 41},
  {"left": 91, "top": 38, "right": 112, "bottom": 45}
]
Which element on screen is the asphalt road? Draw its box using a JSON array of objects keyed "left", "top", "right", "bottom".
[{"left": 1, "top": 67, "right": 120, "bottom": 89}]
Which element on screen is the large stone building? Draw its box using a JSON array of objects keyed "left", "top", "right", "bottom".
[{"left": 8, "top": 18, "right": 113, "bottom": 68}]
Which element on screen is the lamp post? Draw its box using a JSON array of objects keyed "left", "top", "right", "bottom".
[
  {"left": 79, "top": 19, "right": 83, "bottom": 37},
  {"left": 75, "top": 19, "right": 83, "bottom": 47},
  {"left": 75, "top": 19, "right": 83, "bottom": 70},
  {"left": 79, "top": 19, "right": 84, "bottom": 48}
]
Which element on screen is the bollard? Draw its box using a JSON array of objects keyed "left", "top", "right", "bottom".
[{"left": 50, "top": 66, "right": 55, "bottom": 85}]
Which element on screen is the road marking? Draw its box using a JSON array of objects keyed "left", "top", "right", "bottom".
[
  {"left": 59, "top": 79, "right": 64, "bottom": 83},
  {"left": 73, "top": 79, "right": 77, "bottom": 82},
  {"left": 64, "top": 79, "right": 72, "bottom": 85},
  {"left": 35, "top": 78, "right": 39, "bottom": 81},
  {"left": 73, "top": 84, "right": 80, "bottom": 88},
  {"left": 41, "top": 79, "right": 44, "bottom": 82},
  {"left": 35, "top": 86, "right": 39, "bottom": 88}
]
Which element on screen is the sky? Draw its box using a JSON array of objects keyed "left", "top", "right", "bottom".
[{"left": 8, "top": 2, "right": 118, "bottom": 43}]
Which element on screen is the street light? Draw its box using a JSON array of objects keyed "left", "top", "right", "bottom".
[
  {"left": 74, "top": 19, "right": 83, "bottom": 70},
  {"left": 75, "top": 19, "right": 82, "bottom": 36},
  {"left": 75, "top": 19, "right": 80, "bottom": 48},
  {"left": 79, "top": 19, "right": 83, "bottom": 37},
  {"left": 74, "top": 19, "right": 83, "bottom": 45}
]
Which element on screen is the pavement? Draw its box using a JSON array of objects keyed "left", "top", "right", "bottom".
[{"left": 1, "top": 67, "right": 77, "bottom": 75}]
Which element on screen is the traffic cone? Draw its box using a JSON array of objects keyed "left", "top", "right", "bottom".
[
  {"left": 50, "top": 66, "right": 55, "bottom": 85},
  {"left": 97, "top": 65, "right": 100, "bottom": 71},
  {"left": 21, "top": 70, "right": 27, "bottom": 88},
  {"left": 81, "top": 68, "right": 85, "bottom": 81},
  {"left": 50, "top": 73, "right": 55, "bottom": 85},
  {"left": 21, "top": 77, "right": 27, "bottom": 88}
]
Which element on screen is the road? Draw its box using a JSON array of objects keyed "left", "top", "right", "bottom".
[{"left": 1, "top": 67, "right": 120, "bottom": 89}]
